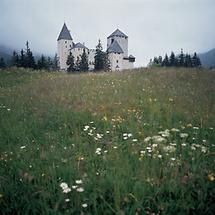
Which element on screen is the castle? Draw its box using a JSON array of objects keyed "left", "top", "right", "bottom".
[{"left": 57, "top": 23, "right": 135, "bottom": 71}]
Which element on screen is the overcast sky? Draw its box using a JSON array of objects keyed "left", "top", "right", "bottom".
[{"left": 0, "top": 0, "right": 215, "bottom": 66}]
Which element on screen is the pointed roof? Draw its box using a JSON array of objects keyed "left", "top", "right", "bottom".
[
  {"left": 73, "top": 42, "right": 88, "bottom": 49},
  {"left": 57, "top": 23, "right": 72, "bottom": 41},
  {"left": 107, "top": 29, "right": 128, "bottom": 39},
  {"left": 107, "top": 40, "right": 124, "bottom": 54}
]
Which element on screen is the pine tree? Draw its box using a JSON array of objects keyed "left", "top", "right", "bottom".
[
  {"left": 103, "top": 52, "right": 110, "bottom": 71},
  {"left": 79, "top": 49, "right": 89, "bottom": 72},
  {"left": 169, "top": 52, "right": 176, "bottom": 66},
  {"left": 158, "top": 56, "right": 163, "bottom": 65},
  {"left": 94, "top": 39, "right": 104, "bottom": 71},
  {"left": 0, "top": 58, "right": 6, "bottom": 69},
  {"left": 47, "top": 57, "right": 53, "bottom": 71},
  {"left": 179, "top": 49, "right": 184, "bottom": 67},
  {"left": 53, "top": 54, "right": 59, "bottom": 71},
  {"left": 25, "top": 41, "right": 36, "bottom": 69},
  {"left": 20, "top": 49, "right": 26, "bottom": 67},
  {"left": 11, "top": 51, "right": 19, "bottom": 67},
  {"left": 37, "top": 55, "right": 48, "bottom": 70},
  {"left": 153, "top": 57, "right": 159, "bottom": 65},
  {"left": 192, "top": 52, "right": 201, "bottom": 67},
  {"left": 66, "top": 51, "right": 75, "bottom": 72},
  {"left": 162, "top": 54, "right": 169, "bottom": 66}
]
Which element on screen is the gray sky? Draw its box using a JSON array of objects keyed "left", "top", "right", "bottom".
[{"left": 0, "top": 0, "right": 215, "bottom": 66}]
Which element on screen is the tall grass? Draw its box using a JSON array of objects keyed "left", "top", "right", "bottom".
[{"left": 0, "top": 67, "right": 215, "bottom": 214}]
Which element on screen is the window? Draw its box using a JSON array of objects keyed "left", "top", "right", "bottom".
[
  {"left": 65, "top": 46, "right": 67, "bottom": 48},
  {"left": 116, "top": 60, "right": 118, "bottom": 63},
  {"left": 65, "top": 41, "right": 67, "bottom": 44},
  {"left": 111, "top": 38, "right": 114, "bottom": 44}
]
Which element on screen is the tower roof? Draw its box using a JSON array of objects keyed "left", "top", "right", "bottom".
[
  {"left": 107, "top": 40, "right": 124, "bottom": 54},
  {"left": 57, "top": 23, "right": 73, "bottom": 41},
  {"left": 107, "top": 29, "right": 128, "bottom": 39},
  {"left": 73, "top": 42, "right": 88, "bottom": 49}
]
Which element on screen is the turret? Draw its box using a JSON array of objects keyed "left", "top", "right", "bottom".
[
  {"left": 57, "top": 23, "right": 73, "bottom": 70},
  {"left": 107, "top": 29, "right": 128, "bottom": 57}
]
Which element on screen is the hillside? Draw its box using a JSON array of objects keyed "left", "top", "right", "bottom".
[
  {"left": 0, "top": 68, "right": 215, "bottom": 214},
  {"left": 199, "top": 48, "right": 215, "bottom": 68}
]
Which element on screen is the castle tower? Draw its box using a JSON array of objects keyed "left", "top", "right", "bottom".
[
  {"left": 57, "top": 23, "right": 73, "bottom": 70},
  {"left": 107, "top": 29, "right": 128, "bottom": 57}
]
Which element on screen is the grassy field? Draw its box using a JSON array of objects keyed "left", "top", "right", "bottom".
[{"left": 0, "top": 67, "right": 215, "bottom": 214}]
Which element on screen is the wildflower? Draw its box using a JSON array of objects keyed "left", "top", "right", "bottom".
[
  {"left": 83, "top": 125, "right": 90, "bottom": 131},
  {"left": 103, "top": 116, "right": 108, "bottom": 121},
  {"left": 75, "top": 180, "right": 83, "bottom": 184},
  {"left": 152, "top": 136, "right": 166, "bottom": 143},
  {"left": 113, "top": 146, "right": 117, "bottom": 149},
  {"left": 65, "top": 198, "right": 70, "bottom": 202},
  {"left": 171, "top": 128, "right": 180, "bottom": 132},
  {"left": 158, "top": 154, "right": 162, "bottom": 158},
  {"left": 72, "top": 185, "right": 78, "bottom": 189},
  {"left": 96, "top": 133, "right": 103, "bottom": 139},
  {"left": 180, "top": 133, "right": 188, "bottom": 138},
  {"left": 123, "top": 133, "right": 128, "bottom": 137},
  {"left": 193, "top": 127, "right": 199, "bottom": 130},
  {"left": 169, "top": 98, "right": 174, "bottom": 102},
  {"left": 60, "top": 182, "right": 68, "bottom": 190},
  {"left": 132, "top": 139, "right": 138, "bottom": 142},
  {"left": 0, "top": 194, "right": 3, "bottom": 198},
  {"left": 77, "top": 187, "right": 84, "bottom": 192},
  {"left": 63, "top": 187, "right": 71, "bottom": 193},
  {"left": 144, "top": 137, "right": 151, "bottom": 143},
  {"left": 163, "top": 145, "right": 176, "bottom": 153},
  {"left": 82, "top": 203, "right": 88, "bottom": 208},
  {"left": 201, "top": 146, "right": 207, "bottom": 153},
  {"left": 128, "top": 133, "right": 132, "bottom": 137},
  {"left": 171, "top": 157, "right": 176, "bottom": 161},
  {"left": 106, "top": 130, "right": 110, "bottom": 134},
  {"left": 208, "top": 173, "right": 215, "bottom": 181},
  {"left": 123, "top": 136, "right": 128, "bottom": 140},
  {"left": 181, "top": 143, "right": 187, "bottom": 147},
  {"left": 20, "top": 146, "right": 26, "bottom": 149},
  {"left": 7, "top": 108, "right": 11, "bottom": 111}
]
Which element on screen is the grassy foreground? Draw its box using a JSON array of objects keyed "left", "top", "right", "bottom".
[{"left": 0, "top": 67, "right": 215, "bottom": 214}]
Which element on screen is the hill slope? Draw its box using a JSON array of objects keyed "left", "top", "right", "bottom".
[{"left": 199, "top": 48, "right": 215, "bottom": 68}]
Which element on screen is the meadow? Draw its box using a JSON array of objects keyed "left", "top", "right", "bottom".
[{"left": 0, "top": 67, "right": 215, "bottom": 214}]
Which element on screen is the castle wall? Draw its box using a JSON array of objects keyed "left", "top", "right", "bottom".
[
  {"left": 108, "top": 53, "right": 124, "bottom": 71},
  {"left": 57, "top": 39, "right": 73, "bottom": 70}
]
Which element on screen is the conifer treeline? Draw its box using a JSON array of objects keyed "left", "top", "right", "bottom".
[
  {"left": 0, "top": 41, "right": 58, "bottom": 70},
  {"left": 150, "top": 49, "right": 201, "bottom": 68}
]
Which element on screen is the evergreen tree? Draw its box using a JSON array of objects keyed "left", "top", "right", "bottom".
[
  {"left": 79, "top": 49, "right": 89, "bottom": 72},
  {"left": 153, "top": 57, "right": 159, "bottom": 65},
  {"left": 192, "top": 52, "right": 201, "bottom": 67},
  {"left": 37, "top": 55, "right": 48, "bottom": 70},
  {"left": 25, "top": 41, "right": 36, "bottom": 69},
  {"left": 66, "top": 50, "right": 75, "bottom": 72},
  {"left": 158, "top": 56, "right": 163, "bottom": 65},
  {"left": 11, "top": 51, "right": 19, "bottom": 67},
  {"left": 20, "top": 49, "right": 26, "bottom": 67},
  {"left": 103, "top": 52, "right": 110, "bottom": 71},
  {"left": 47, "top": 57, "right": 53, "bottom": 70},
  {"left": 179, "top": 49, "right": 184, "bottom": 67},
  {"left": 169, "top": 52, "right": 176, "bottom": 66},
  {"left": 53, "top": 54, "right": 59, "bottom": 71},
  {"left": 162, "top": 54, "right": 169, "bottom": 66},
  {"left": 94, "top": 39, "right": 104, "bottom": 71},
  {"left": 75, "top": 56, "right": 81, "bottom": 71},
  {"left": 0, "top": 58, "right": 6, "bottom": 69}
]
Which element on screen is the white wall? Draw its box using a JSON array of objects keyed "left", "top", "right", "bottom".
[
  {"left": 88, "top": 49, "right": 95, "bottom": 70},
  {"left": 122, "top": 59, "right": 134, "bottom": 70},
  {"left": 57, "top": 39, "right": 73, "bottom": 70},
  {"left": 108, "top": 53, "right": 123, "bottom": 71}
]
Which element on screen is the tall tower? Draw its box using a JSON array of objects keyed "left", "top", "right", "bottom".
[
  {"left": 107, "top": 29, "right": 128, "bottom": 57},
  {"left": 57, "top": 23, "right": 73, "bottom": 70}
]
